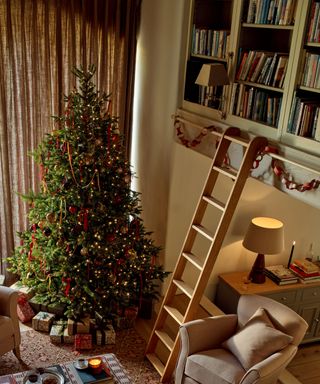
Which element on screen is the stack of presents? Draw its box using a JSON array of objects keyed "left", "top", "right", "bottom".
[{"left": 12, "top": 282, "right": 138, "bottom": 350}]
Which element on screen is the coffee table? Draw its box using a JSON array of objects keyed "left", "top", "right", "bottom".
[{"left": 0, "top": 354, "right": 131, "bottom": 384}]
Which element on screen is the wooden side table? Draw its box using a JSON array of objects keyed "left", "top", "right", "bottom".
[{"left": 214, "top": 271, "right": 320, "bottom": 343}]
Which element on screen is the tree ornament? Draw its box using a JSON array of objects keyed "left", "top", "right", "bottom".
[
  {"left": 69, "top": 206, "right": 77, "bottom": 214},
  {"left": 80, "top": 247, "right": 89, "bottom": 256},
  {"left": 46, "top": 212, "right": 55, "bottom": 223}
]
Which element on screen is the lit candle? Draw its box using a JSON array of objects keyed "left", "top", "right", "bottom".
[
  {"left": 89, "top": 358, "right": 102, "bottom": 374},
  {"left": 287, "top": 241, "right": 296, "bottom": 269}
]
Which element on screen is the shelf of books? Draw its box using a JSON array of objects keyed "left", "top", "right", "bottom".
[{"left": 285, "top": 0, "right": 320, "bottom": 143}]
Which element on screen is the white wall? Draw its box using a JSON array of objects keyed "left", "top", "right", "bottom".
[{"left": 133, "top": 0, "right": 320, "bottom": 298}]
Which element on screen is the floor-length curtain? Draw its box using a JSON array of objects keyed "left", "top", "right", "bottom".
[{"left": 0, "top": 0, "right": 140, "bottom": 282}]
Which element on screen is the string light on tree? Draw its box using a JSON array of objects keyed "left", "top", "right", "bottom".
[{"left": 8, "top": 65, "right": 169, "bottom": 324}]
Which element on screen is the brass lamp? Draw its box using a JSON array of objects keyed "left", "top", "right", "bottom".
[
  {"left": 242, "top": 217, "right": 284, "bottom": 284},
  {"left": 195, "top": 63, "right": 229, "bottom": 116}
]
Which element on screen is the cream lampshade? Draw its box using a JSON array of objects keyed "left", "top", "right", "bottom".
[
  {"left": 195, "top": 63, "right": 230, "bottom": 87},
  {"left": 242, "top": 217, "right": 284, "bottom": 284}
]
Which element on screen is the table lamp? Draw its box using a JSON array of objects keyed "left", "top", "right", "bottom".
[
  {"left": 195, "top": 63, "right": 229, "bottom": 117},
  {"left": 242, "top": 217, "right": 284, "bottom": 284}
]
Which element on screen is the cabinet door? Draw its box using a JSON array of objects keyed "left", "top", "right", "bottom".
[{"left": 298, "top": 304, "right": 320, "bottom": 340}]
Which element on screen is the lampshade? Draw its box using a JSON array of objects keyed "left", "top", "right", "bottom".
[
  {"left": 243, "top": 217, "right": 284, "bottom": 255},
  {"left": 243, "top": 217, "right": 284, "bottom": 284},
  {"left": 195, "top": 63, "right": 230, "bottom": 87}
]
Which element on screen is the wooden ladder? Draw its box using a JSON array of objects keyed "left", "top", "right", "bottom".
[{"left": 145, "top": 126, "right": 268, "bottom": 383}]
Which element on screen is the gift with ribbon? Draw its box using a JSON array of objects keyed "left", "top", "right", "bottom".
[
  {"left": 96, "top": 324, "right": 116, "bottom": 345},
  {"left": 17, "top": 293, "right": 35, "bottom": 323},
  {"left": 67, "top": 316, "right": 90, "bottom": 335},
  {"left": 74, "top": 333, "right": 92, "bottom": 350},
  {"left": 32, "top": 311, "right": 55, "bottom": 332}
]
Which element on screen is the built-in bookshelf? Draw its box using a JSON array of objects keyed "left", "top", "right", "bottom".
[
  {"left": 285, "top": 0, "right": 320, "bottom": 143},
  {"left": 181, "top": 0, "right": 320, "bottom": 157}
]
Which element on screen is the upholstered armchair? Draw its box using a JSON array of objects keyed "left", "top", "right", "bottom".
[
  {"left": 175, "top": 294, "right": 308, "bottom": 384},
  {"left": 0, "top": 286, "right": 21, "bottom": 359}
]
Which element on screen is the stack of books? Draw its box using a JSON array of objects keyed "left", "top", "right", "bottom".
[
  {"left": 289, "top": 259, "right": 320, "bottom": 284},
  {"left": 264, "top": 265, "right": 299, "bottom": 285}
]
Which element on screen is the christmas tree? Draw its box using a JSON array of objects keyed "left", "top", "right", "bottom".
[{"left": 8, "top": 66, "right": 168, "bottom": 323}]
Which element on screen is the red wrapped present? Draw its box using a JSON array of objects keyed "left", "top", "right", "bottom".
[
  {"left": 17, "top": 293, "right": 35, "bottom": 323},
  {"left": 74, "top": 333, "right": 92, "bottom": 350}
]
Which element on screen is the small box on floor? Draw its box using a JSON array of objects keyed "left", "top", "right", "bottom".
[
  {"left": 17, "top": 293, "right": 35, "bottom": 323},
  {"left": 67, "top": 317, "right": 90, "bottom": 335},
  {"left": 49, "top": 321, "right": 74, "bottom": 344},
  {"left": 74, "top": 333, "right": 92, "bottom": 350},
  {"left": 96, "top": 324, "right": 116, "bottom": 345},
  {"left": 32, "top": 311, "right": 55, "bottom": 332}
]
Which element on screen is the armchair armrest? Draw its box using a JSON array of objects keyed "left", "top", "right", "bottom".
[
  {"left": 175, "top": 315, "right": 238, "bottom": 384},
  {"left": 240, "top": 345, "right": 297, "bottom": 384},
  {"left": 179, "top": 314, "right": 238, "bottom": 355},
  {"left": 0, "top": 286, "right": 19, "bottom": 318}
]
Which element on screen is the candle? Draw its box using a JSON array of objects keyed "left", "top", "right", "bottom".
[
  {"left": 89, "top": 358, "right": 102, "bottom": 374},
  {"left": 287, "top": 240, "right": 296, "bottom": 269}
]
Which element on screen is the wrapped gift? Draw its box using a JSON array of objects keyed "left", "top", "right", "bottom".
[
  {"left": 114, "top": 306, "right": 138, "bottom": 329},
  {"left": 67, "top": 317, "right": 90, "bottom": 335},
  {"left": 49, "top": 321, "right": 65, "bottom": 344},
  {"left": 17, "top": 293, "right": 35, "bottom": 323},
  {"left": 49, "top": 320, "right": 73, "bottom": 344},
  {"left": 10, "top": 281, "right": 34, "bottom": 300},
  {"left": 63, "top": 328, "right": 75, "bottom": 344},
  {"left": 29, "top": 296, "right": 65, "bottom": 316},
  {"left": 74, "top": 333, "right": 92, "bottom": 350},
  {"left": 96, "top": 324, "right": 116, "bottom": 345},
  {"left": 32, "top": 311, "right": 55, "bottom": 332}
]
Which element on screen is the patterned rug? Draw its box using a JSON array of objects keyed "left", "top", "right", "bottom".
[{"left": 0, "top": 327, "right": 161, "bottom": 383}]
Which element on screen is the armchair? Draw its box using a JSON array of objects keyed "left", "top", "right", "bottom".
[
  {"left": 0, "top": 286, "right": 21, "bottom": 359},
  {"left": 175, "top": 294, "right": 308, "bottom": 384}
]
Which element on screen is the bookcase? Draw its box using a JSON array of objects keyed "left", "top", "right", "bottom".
[{"left": 182, "top": 0, "right": 320, "bottom": 157}]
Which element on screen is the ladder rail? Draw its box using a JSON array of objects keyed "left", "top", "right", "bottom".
[
  {"left": 145, "top": 128, "right": 268, "bottom": 383},
  {"left": 145, "top": 127, "right": 240, "bottom": 354}
]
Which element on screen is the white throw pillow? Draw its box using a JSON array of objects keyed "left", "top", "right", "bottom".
[{"left": 222, "top": 307, "right": 293, "bottom": 370}]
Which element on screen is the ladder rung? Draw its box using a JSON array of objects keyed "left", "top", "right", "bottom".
[
  {"left": 202, "top": 195, "right": 225, "bottom": 211},
  {"left": 146, "top": 353, "right": 165, "bottom": 376},
  {"left": 192, "top": 224, "right": 214, "bottom": 241},
  {"left": 182, "top": 252, "right": 203, "bottom": 270},
  {"left": 212, "top": 165, "right": 238, "bottom": 180},
  {"left": 164, "top": 305, "right": 184, "bottom": 324},
  {"left": 173, "top": 279, "right": 194, "bottom": 298},
  {"left": 224, "top": 134, "right": 249, "bottom": 147},
  {"left": 155, "top": 329, "right": 174, "bottom": 351}
]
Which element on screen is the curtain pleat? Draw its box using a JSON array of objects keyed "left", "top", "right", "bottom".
[{"left": 0, "top": 0, "right": 140, "bottom": 281}]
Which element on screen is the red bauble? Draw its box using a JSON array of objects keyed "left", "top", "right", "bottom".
[{"left": 69, "top": 206, "right": 77, "bottom": 214}]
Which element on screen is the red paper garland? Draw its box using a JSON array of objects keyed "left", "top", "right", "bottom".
[{"left": 253, "top": 146, "right": 320, "bottom": 193}]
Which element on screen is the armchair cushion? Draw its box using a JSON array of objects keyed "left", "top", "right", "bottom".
[
  {"left": 185, "top": 348, "right": 245, "bottom": 384},
  {"left": 222, "top": 307, "right": 293, "bottom": 370}
]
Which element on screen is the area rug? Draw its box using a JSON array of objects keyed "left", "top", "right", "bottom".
[{"left": 0, "top": 327, "right": 161, "bottom": 384}]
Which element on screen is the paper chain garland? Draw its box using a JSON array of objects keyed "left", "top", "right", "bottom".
[{"left": 175, "top": 119, "right": 320, "bottom": 193}]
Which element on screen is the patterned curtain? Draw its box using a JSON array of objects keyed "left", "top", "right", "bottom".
[{"left": 0, "top": 0, "right": 140, "bottom": 282}]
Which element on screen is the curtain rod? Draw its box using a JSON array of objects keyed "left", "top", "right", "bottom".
[{"left": 173, "top": 115, "right": 320, "bottom": 176}]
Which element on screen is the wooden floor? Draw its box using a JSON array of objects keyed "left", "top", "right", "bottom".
[
  {"left": 135, "top": 314, "right": 320, "bottom": 384},
  {"left": 286, "top": 342, "right": 320, "bottom": 384}
]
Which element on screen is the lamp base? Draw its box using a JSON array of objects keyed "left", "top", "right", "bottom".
[{"left": 248, "top": 253, "right": 265, "bottom": 284}]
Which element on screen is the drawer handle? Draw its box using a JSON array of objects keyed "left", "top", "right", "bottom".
[
  {"left": 315, "top": 318, "right": 319, "bottom": 323},
  {"left": 280, "top": 297, "right": 287, "bottom": 301},
  {"left": 313, "top": 292, "right": 318, "bottom": 296}
]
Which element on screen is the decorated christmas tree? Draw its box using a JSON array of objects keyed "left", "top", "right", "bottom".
[{"left": 8, "top": 66, "right": 168, "bottom": 323}]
